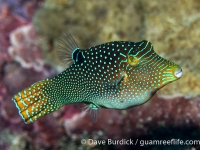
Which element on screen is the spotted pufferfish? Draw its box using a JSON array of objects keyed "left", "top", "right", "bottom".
[{"left": 12, "top": 31, "right": 182, "bottom": 124}]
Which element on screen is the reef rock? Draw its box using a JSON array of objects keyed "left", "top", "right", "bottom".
[{"left": 8, "top": 24, "right": 44, "bottom": 72}]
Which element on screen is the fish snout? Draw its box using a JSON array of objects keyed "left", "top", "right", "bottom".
[
  {"left": 174, "top": 67, "right": 182, "bottom": 79},
  {"left": 161, "top": 64, "right": 182, "bottom": 86}
]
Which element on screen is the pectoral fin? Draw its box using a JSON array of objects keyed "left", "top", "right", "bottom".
[{"left": 82, "top": 103, "right": 99, "bottom": 123}]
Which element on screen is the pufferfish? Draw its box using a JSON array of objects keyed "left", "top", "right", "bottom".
[{"left": 12, "top": 31, "right": 182, "bottom": 124}]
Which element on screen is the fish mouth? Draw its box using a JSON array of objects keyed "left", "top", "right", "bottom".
[
  {"left": 161, "top": 64, "right": 182, "bottom": 86},
  {"left": 174, "top": 67, "right": 182, "bottom": 78}
]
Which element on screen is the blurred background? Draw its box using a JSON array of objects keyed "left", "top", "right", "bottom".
[{"left": 0, "top": 0, "right": 200, "bottom": 149}]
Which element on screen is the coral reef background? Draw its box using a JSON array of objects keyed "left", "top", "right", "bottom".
[{"left": 0, "top": 0, "right": 200, "bottom": 150}]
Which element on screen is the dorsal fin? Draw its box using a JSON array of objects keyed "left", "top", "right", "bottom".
[{"left": 57, "top": 31, "right": 79, "bottom": 66}]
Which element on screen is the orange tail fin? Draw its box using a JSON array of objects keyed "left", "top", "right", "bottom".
[{"left": 12, "top": 79, "right": 62, "bottom": 124}]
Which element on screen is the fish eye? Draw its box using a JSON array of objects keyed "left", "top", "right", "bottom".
[{"left": 127, "top": 55, "right": 139, "bottom": 66}]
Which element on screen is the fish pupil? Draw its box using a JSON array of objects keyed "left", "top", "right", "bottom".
[{"left": 72, "top": 49, "right": 84, "bottom": 64}]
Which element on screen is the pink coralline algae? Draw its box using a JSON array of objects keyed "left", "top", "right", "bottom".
[
  {"left": 0, "top": 5, "right": 28, "bottom": 69},
  {"left": 62, "top": 95, "right": 200, "bottom": 149},
  {"left": 64, "top": 95, "right": 200, "bottom": 138},
  {"left": 0, "top": 5, "right": 28, "bottom": 32},
  {"left": 0, "top": 63, "right": 58, "bottom": 149},
  {"left": 8, "top": 24, "right": 44, "bottom": 71},
  {"left": 0, "top": 2, "right": 42, "bottom": 69},
  {"left": 0, "top": 4, "right": 61, "bottom": 150},
  {"left": 0, "top": 0, "right": 42, "bottom": 19}
]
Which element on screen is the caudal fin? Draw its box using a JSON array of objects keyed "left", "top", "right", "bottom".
[{"left": 12, "top": 79, "right": 62, "bottom": 124}]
